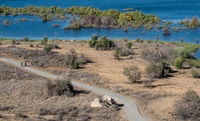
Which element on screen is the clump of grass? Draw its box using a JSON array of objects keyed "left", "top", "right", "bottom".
[{"left": 191, "top": 68, "right": 200, "bottom": 78}]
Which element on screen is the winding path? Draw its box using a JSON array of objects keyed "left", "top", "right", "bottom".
[{"left": 0, "top": 57, "right": 149, "bottom": 121}]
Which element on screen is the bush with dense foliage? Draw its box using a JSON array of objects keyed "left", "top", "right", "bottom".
[
  {"left": 174, "top": 56, "right": 184, "bottom": 69},
  {"left": 43, "top": 45, "right": 53, "bottom": 53},
  {"left": 123, "top": 66, "right": 141, "bottom": 83},
  {"left": 126, "top": 42, "right": 133, "bottom": 49},
  {"left": 89, "top": 36, "right": 115, "bottom": 50},
  {"left": 89, "top": 35, "right": 99, "bottom": 48},
  {"left": 173, "top": 90, "right": 200, "bottom": 120}
]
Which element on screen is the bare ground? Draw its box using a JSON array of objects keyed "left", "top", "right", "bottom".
[{"left": 0, "top": 40, "right": 200, "bottom": 121}]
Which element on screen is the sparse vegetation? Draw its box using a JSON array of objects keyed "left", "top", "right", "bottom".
[
  {"left": 187, "top": 59, "right": 200, "bottom": 68},
  {"left": 1, "top": 39, "right": 200, "bottom": 121},
  {"left": 113, "top": 47, "right": 135, "bottom": 59},
  {"left": 173, "top": 90, "right": 200, "bottom": 120},
  {"left": 0, "top": 62, "right": 123, "bottom": 121},
  {"left": 0, "top": 47, "right": 90, "bottom": 68}
]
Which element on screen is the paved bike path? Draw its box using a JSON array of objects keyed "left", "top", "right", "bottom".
[{"left": 0, "top": 57, "right": 149, "bottom": 121}]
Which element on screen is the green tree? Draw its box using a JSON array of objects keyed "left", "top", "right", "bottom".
[{"left": 126, "top": 42, "right": 133, "bottom": 49}]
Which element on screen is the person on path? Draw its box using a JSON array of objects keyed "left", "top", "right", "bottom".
[
  {"left": 24, "top": 61, "right": 27, "bottom": 67},
  {"left": 21, "top": 62, "right": 24, "bottom": 67}
]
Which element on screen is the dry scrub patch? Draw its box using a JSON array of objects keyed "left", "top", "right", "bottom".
[
  {"left": 1, "top": 40, "right": 200, "bottom": 121},
  {"left": 0, "top": 62, "right": 126, "bottom": 121}
]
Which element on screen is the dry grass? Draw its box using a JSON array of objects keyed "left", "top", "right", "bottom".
[
  {"left": 0, "top": 62, "right": 126, "bottom": 121},
  {"left": 1, "top": 40, "right": 200, "bottom": 121},
  {"left": 0, "top": 46, "right": 90, "bottom": 68}
]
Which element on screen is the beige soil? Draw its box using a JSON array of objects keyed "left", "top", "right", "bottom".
[{"left": 0, "top": 40, "right": 200, "bottom": 121}]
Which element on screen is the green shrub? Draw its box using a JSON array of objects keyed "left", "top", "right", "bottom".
[
  {"left": 94, "top": 36, "right": 115, "bottom": 50},
  {"left": 89, "top": 39, "right": 97, "bottom": 48},
  {"left": 135, "top": 38, "right": 140, "bottom": 42},
  {"left": 123, "top": 66, "right": 141, "bottom": 83},
  {"left": 113, "top": 47, "right": 122, "bottom": 60},
  {"left": 126, "top": 42, "right": 133, "bottom": 49},
  {"left": 44, "top": 45, "right": 53, "bottom": 53},
  {"left": 65, "top": 49, "right": 90, "bottom": 69},
  {"left": 91, "top": 35, "right": 99, "bottom": 41},
  {"left": 191, "top": 68, "right": 200, "bottom": 78},
  {"left": 174, "top": 56, "right": 183, "bottom": 69},
  {"left": 41, "top": 37, "right": 48, "bottom": 45},
  {"left": 23, "top": 37, "right": 29, "bottom": 42},
  {"left": 66, "top": 49, "right": 80, "bottom": 69}
]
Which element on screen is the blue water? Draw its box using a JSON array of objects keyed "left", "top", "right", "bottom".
[{"left": 0, "top": 0, "right": 200, "bottom": 42}]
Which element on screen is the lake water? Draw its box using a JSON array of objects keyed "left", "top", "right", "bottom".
[{"left": 0, "top": 0, "right": 200, "bottom": 43}]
